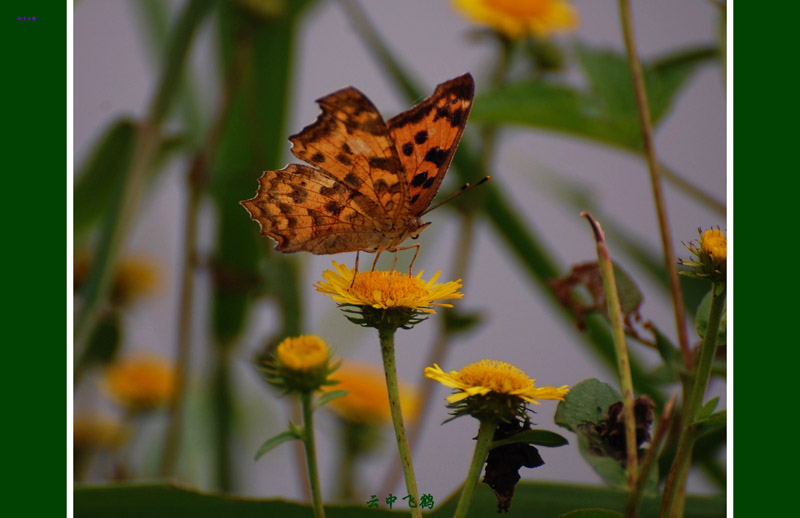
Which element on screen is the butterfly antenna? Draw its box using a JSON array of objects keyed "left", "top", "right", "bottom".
[{"left": 421, "top": 176, "right": 490, "bottom": 216}]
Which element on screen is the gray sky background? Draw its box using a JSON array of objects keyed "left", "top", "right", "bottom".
[{"left": 75, "top": 0, "right": 726, "bottom": 502}]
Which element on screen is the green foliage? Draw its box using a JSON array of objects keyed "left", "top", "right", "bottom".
[
  {"left": 472, "top": 44, "right": 718, "bottom": 151},
  {"left": 312, "top": 390, "right": 349, "bottom": 410},
  {"left": 554, "top": 379, "right": 658, "bottom": 491},
  {"left": 696, "top": 288, "right": 728, "bottom": 344},
  {"left": 559, "top": 509, "right": 623, "bottom": 518},
  {"left": 254, "top": 426, "right": 303, "bottom": 461},
  {"left": 74, "top": 482, "right": 725, "bottom": 518}
]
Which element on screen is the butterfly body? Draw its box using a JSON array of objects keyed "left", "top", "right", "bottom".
[{"left": 242, "top": 73, "right": 474, "bottom": 261}]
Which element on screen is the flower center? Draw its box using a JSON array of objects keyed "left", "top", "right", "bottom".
[
  {"left": 484, "top": 0, "right": 549, "bottom": 17},
  {"left": 456, "top": 359, "right": 534, "bottom": 393},
  {"left": 350, "top": 271, "right": 429, "bottom": 305},
  {"left": 277, "top": 336, "right": 329, "bottom": 371},
  {"left": 702, "top": 229, "right": 727, "bottom": 262}
]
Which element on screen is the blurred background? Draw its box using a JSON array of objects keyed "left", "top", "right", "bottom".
[{"left": 73, "top": 0, "right": 726, "bottom": 505}]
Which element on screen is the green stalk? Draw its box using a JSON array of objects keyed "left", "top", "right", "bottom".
[
  {"left": 626, "top": 394, "right": 677, "bottom": 517},
  {"left": 454, "top": 418, "right": 497, "bottom": 518},
  {"left": 75, "top": 0, "right": 214, "bottom": 351},
  {"left": 301, "top": 392, "right": 326, "bottom": 518},
  {"left": 378, "top": 327, "right": 421, "bottom": 518},
  {"left": 617, "top": 0, "right": 691, "bottom": 368},
  {"left": 660, "top": 283, "right": 726, "bottom": 518},
  {"left": 583, "top": 213, "right": 638, "bottom": 487},
  {"left": 159, "top": 31, "right": 250, "bottom": 478}
]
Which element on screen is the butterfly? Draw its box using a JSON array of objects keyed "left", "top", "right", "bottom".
[{"left": 241, "top": 73, "right": 474, "bottom": 272}]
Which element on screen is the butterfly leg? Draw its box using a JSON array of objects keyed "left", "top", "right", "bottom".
[
  {"left": 370, "top": 250, "right": 383, "bottom": 272},
  {"left": 350, "top": 251, "right": 361, "bottom": 289},
  {"left": 389, "top": 243, "right": 421, "bottom": 275}
]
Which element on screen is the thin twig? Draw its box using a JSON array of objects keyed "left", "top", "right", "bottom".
[
  {"left": 617, "top": 0, "right": 692, "bottom": 368},
  {"left": 159, "top": 30, "right": 252, "bottom": 478}
]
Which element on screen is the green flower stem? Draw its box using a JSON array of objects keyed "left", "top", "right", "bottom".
[
  {"left": 660, "top": 283, "right": 726, "bottom": 518},
  {"left": 378, "top": 327, "right": 421, "bottom": 518},
  {"left": 75, "top": 0, "right": 214, "bottom": 351},
  {"left": 159, "top": 27, "right": 250, "bottom": 480},
  {"left": 583, "top": 213, "right": 638, "bottom": 487},
  {"left": 618, "top": 0, "right": 691, "bottom": 368},
  {"left": 454, "top": 418, "right": 497, "bottom": 518},
  {"left": 301, "top": 392, "right": 326, "bottom": 518}
]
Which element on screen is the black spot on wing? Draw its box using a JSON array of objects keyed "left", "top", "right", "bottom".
[
  {"left": 310, "top": 152, "right": 325, "bottom": 164},
  {"left": 325, "top": 200, "right": 343, "bottom": 216},
  {"left": 368, "top": 156, "right": 401, "bottom": 171},
  {"left": 410, "top": 172, "right": 428, "bottom": 187},
  {"left": 402, "top": 142, "right": 414, "bottom": 156},
  {"left": 414, "top": 130, "right": 428, "bottom": 144},
  {"left": 410, "top": 193, "right": 420, "bottom": 204},
  {"left": 424, "top": 147, "right": 448, "bottom": 168},
  {"left": 344, "top": 172, "right": 362, "bottom": 188},
  {"left": 336, "top": 153, "right": 353, "bottom": 166},
  {"left": 422, "top": 176, "right": 435, "bottom": 189}
]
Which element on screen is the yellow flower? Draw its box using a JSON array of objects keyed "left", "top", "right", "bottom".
[
  {"left": 277, "top": 335, "right": 330, "bottom": 372},
  {"left": 74, "top": 252, "right": 160, "bottom": 306},
  {"left": 73, "top": 414, "right": 126, "bottom": 451},
  {"left": 453, "top": 0, "right": 579, "bottom": 39},
  {"left": 325, "top": 362, "right": 418, "bottom": 424},
  {"left": 426, "top": 360, "right": 569, "bottom": 404},
  {"left": 264, "top": 335, "right": 339, "bottom": 394},
  {"left": 680, "top": 227, "right": 726, "bottom": 282},
  {"left": 105, "top": 354, "right": 175, "bottom": 412},
  {"left": 315, "top": 261, "right": 463, "bottom": 315},
  {"left": 701, "top": 228, "right": 727, "bottom": 263}
]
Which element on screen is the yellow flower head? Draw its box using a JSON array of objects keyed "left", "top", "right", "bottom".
[
  {"left": 316, "top": 261, "right": 463, "bottom": 314},
  {"left": 105, "top": 354, "right": 175, "bottom": 412},
  {"left": 277, "top": 335, "right": 330, "bottom": 372},
  {"left": 701, "top": 228, "right": 727, "bottom": 263},
  {"left": 265, "top": 335, "right": 339, "bottom": 394},
  {"left": 680, "top": 227, "right": 727, "bottom": 283},
  {"left": 325, "top": 362, "right": 418, "bottom": 425},
  {"left": 453, "top": 0, "right": 579, "bottom": 39},
  {"left": 73, "top": 414, "right": 127, "bottom": 452},
  {"left": 316, "top": 261, "right": 463, "bottom": 330},
  {"left": 74, "top": 252, "right": 160, "bottom": 306},
  {"left": 426, "top": 359, "right": 569, "bottom": 422}
]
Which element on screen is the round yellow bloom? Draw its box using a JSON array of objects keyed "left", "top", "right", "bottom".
[
  {"left": 701, "top": 228, "right": 727, "bottom": 263},
  {"left": 105, "top": 355, "right": 175, "bottom": 412},
  {"left": 276, "top": 335, "right": 330, "bottom": 372},
  {"left": 453, "top": 0, "right": 579, "bottom": 39},
  {"left": 315, "top": 261, "right": 463, "bottom": 314},
  {"left": 325, "top": 362, "right": 418, "bottom": 424},
  {"left": 74, "top": 252, "right": 160, "bottom": 305},
  {"left": 73, "top": 414, "right": 126, "bottom": 451},
  {"left": 425, "top": 359, "right": 569, "bottom": 405}
]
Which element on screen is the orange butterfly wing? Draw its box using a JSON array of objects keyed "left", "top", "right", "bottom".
[{"left": 387, "top": 73, "right": 474, "bottom": 216}]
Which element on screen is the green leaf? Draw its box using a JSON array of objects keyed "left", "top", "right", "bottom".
[
  {"left": 472, "top": 44, "right": 718, "bottom": 152},
  {"left": 695, "top": 288, "right": 727, "bottom": 344},
  {"left": 651, "top": 325, "right": 684, "bottom": 383},
  {"left": 75, "top": 120, "right": 184, "bottom": 237},
  {"left": 611, "top": 262, "right": 643, "bottom": 314},
  {"left": 554, "top": 379, "right": 620, "bottom": 433},
  {"left": 693, "top": 409, "right": 726, "bottom": 433},
  {"left": 697, "top": 397, "right": 720, "bottom": 420},
  {"left": 559, "top": 509, "right": 623, "bottom": 518},
  {"left": 313, "top": 390, "right": 348, "bottom": 410},
  {"left": 254, "top": 429, "right": 302, "bottom": 461},
  {"left": 491, "top": 429, "right": 568, "bottom": 449},
  {"left": 74, "top": 481, "right": 725, "bottom": 518}
]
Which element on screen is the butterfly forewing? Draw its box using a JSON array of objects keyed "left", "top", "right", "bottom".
[
  {"left": 386, "top": 73, "right": 474, "bottom": 216},
  {"left": 289, "top": 87, "right": 408, "bottom": 220}
]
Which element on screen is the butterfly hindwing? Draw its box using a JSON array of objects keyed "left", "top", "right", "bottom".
[
  {"left": 241, "top": 164, "right": 390, "bottom": 254},
  {"left": 387, "top": 73, "right": 474, "bottom": 216}
]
